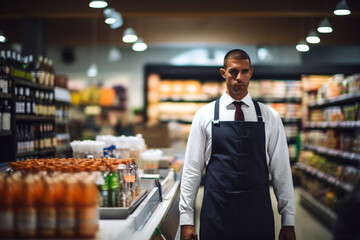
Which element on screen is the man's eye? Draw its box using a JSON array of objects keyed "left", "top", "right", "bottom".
[
  {"left": 229, "top": 70, "right": 237, "bottom": 75},
  {"left": 242, "top": 69, "right": 249, "bottom": 74}
]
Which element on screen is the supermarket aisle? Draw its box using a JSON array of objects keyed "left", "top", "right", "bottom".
[{"left": 194, "top": 186, "right": 333, "bottom": 240}]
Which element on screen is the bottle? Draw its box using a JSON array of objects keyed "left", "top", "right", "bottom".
[
  {"left": 2, "top": 100, "right": 11, "bottom": 131},
  {"left": 96, "top": 165, "right": 110, "bottom": 207},
  {"left": 0, "top": 50, "right": 8, "bottom": 94},
  {"left": 76, "top": 177, "right": 98, "bottom": 238},
  {"left": 25, "top": 87, "right": 32, "bottom": 115},
  {"left": 0, "top": 175, "right": 15, "bottom": 238},
  {"left": 108, "top": 164, "right": 120, "bottom": 207},
  {"left": 38, "top": 176, "right": 57, "bottom": 238},
  {"left": 44, "top": 58, "right": 50, "bottom": 86},
  {"left": 16, "top": 175, "right": 37, "bottom": 238},
  {"left": 58, "top": 176, "right": 76, "bottom": 238},
  {"left": 36, "top": 56, "right": 45, "bottom": 85},
  {"left": 5, "top": 51, "right": 12, "bottom": 93},
  {"left": 48, "top": 59, "right": 55, "bottom": 87},
  {"left": 117, "top": 161, "right": 129, "bottom": 207},
  {"left": 28, "top": 55, "right": 36, "bottom": 83}
]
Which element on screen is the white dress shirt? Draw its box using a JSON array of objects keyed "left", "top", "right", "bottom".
[{"left": 179, "top": 91, "right": 296, "bottom": 227}]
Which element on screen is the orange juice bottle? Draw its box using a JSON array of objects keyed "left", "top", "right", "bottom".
[
  {"left": 76, "top": 177, "right": 98, "bottom": 238},
  {"left": 0, "top": 175, "right": 15, "bottom": 238},
  {"left": 57, "top": 176, "right": 76, "bottom": 238},
  {"left": 16, "top": 174, "right": 37, "bottom": 238},
  {"left": 38, "top": 176, "right": 57, "bottom": 238}
]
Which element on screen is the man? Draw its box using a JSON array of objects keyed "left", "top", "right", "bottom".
[{"left": 179, "top": 49, "right": 296, "bottom": 240}]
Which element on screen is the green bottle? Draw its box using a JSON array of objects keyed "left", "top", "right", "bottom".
[
  {"left": 109, "top": 165, "right": 120, "bottom": 207},
  {"left": 97, "top": 165, "right": 110, "bottom": 207}
]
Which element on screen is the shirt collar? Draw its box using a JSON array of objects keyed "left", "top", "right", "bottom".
[{"left": 222, "top": 90, "right": 252, "bottom": 107}]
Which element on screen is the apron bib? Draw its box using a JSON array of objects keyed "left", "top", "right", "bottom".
[{"left": 200, "top": 99, "right": 274, "bottom": 240}]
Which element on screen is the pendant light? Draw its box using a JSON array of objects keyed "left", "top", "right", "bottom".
[
  {"left": 132, "top": 38, "right": 147, "bottom": 51},
  {"left": 104, "top": 8, "right": 116, "bottom": 24},
  {"left": 89, "top": 0, "right": 108, "bottom": 8},
  {"left": 122, "top": 28, "right": 138, "bottom": 43},
  {"left": 296, "top": 40, "right": 310, "bottom": 52},
  {"left": 317, "top": 18, "right": 333, "bottom": 33},
  {"left": 0, "top": 31, "right": 6, "bottom": 43},
  {"left": 306, "top": 30, "right": 320, "bottom": 44},
  {"left": 87, "top": 18, "right": 98, "bottom": 77},
  {"left": 87, "top": 63, "right": 98, "bottom": 77},
  {"left": 334, "top": 0, "right": 351, "bottom": 16}
]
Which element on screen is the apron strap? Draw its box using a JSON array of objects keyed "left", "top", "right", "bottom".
[
  {"left": 213, "top": 98, "right": 263, "bottom": 125},
  {"left": 213, "top": 98, "right": 220, "bottom": 126},
  {"left": 252, "top": 99, "right": 263, "bottom": 123}
]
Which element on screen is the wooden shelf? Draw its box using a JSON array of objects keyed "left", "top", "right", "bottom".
[
  {"left": 16, "top": 115, "right": 55, "bottom": 121},
  {"left": 14, "top": 77, "right": 54, "bottom": 91},
  {"left": 0, "top": 131, "right": 12, "bottom": 136},
  {"left": 0, "top": 92, "right": 12, "bottom": 99}
]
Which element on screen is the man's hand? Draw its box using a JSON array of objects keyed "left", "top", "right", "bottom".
[
  {"left": 279, "top": 226, "right": 296, "bottom": 240},
  {"left": 181, "top": 225, "right": 198, "bottom": 240}
]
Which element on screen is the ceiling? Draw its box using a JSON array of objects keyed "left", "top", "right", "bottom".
[{"left": 0, "top": 0, "right": 360, "bottom": 48}]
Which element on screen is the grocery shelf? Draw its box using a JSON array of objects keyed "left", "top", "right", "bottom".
[
  {"left": 159, "top": 98, "right": 214, "bottom": 103},
  {"left": 309, "top": 92, "right": 360, "bottom": 108},
  {"left": 302, "top": 144, "right": 360, "bottom": 163},
  {"left": 16, "top": 115, "right": 55, "bottom": 121},
  {"left": 16, "top": 150, "right": 38, "bottom": 158},
  {"left": 254, "top": 97, "right": 302, "bottom": 103},
  {"left": 295, "top": 162, "right": 354, "bottom": 192},
  {"left": 281, "top": 118, "right": 301, "bottom": 124},
  {"left": 0, "top": 92, "right": 12, "bottom": 99},
  {"left": 14, "top": 77, "right": 54, "bottom": 91},
  {"left": 305, "top": 121, "right": 360, "bottom": 129},
  {"left": 299, "top": 188, "right": 337, "bottom": 229},
  {"left": 0, "top": 130, "right": 12, "bottom": 136},
  {"left": 39, "top": 148, "right": 57, "bottom": 156}
]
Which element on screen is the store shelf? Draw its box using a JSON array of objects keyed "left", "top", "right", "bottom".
[
  {"left": 309, "top": 92, "right": 360, "bottom": 108},
  {"left": 305, "top": 121, "right": 360, "bottom": 129},
  {"left": 0, "top": 92, "right": 12, "bottom": 99},
  {"left": 254, "top": 97, "right": 302, "bottom": 103},
  {"left": 14, "top": 77, "right": 54, "bottom": 91},
  {"left": 302, "top": 144, "right": 360, "bottom": 163},
  {"left": 296, "top": 162, "right": 354, "bottom": 192},
  {"left": 0, "top": 131, "right": 12, "bottom": 136},
  {"left": 282, "top": 118, "right": 301, "bottom": 124},
  {"left": 16, "top": 151, "right": 38, "bottom": 158},
  {"left": 299, "top": 188, "right": 337, "bottom": 228},
  {"left": 39, "top": 148, "right": 57, "bottom": 156},
  {"left": 16, "top": 115, "right": 55, "bottom": 121}
]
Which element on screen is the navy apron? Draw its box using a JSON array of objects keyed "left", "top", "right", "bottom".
[{"left": 199, "top": 99, "right": 274, "bottom": 240}]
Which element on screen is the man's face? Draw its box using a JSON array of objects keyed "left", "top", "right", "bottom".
[{"left": 220, "top": 58, "right": 253, "bottom": 100}]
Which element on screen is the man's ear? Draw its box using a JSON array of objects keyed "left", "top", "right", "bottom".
[{"left": 220, "top": 68, "right": 226, "bottom": 79}]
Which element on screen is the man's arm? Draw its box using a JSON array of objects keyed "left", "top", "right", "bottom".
[
  {"left": 179, "top": 109, "right": 207, "bottom": 227},
  {"left": 267, "top": 110, "right": 296, "bottom": 239}
]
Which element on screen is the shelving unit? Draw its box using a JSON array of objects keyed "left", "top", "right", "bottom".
[
  {"left": 145, "top": 64, "right": 304, "bottom": 163},
  {"left": 297, "top": 73, "right": 360, "bottom": 229},
  {"left": 55, "top": 86, "right": 71, "bottom": 158}
]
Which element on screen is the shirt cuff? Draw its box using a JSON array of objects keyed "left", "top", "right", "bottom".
[
  {"left": 281, "top": 214, "right": 295, "bottom": 226},
  {"left": 180, "top": 212, "right": 194, "bottom": 226}
]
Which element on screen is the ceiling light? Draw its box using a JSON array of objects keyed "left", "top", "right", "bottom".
[
  {"left": 87, "top": 63, "right": 98, "bottom": 77},
  {"left": 108, "top": 47, "right": 121, "bottom": 62},
  {"left": 306, "top": 30, "right": 320, "bottom": 44},
  {"left": 334, "top": 0, "right": 351, "bottom": 16},
  {"left": 122, "top": 28, "right": 138, "bottom": 43},
  {"left": 109, "top": 11, "right": 123, "bottom": 29},
  {"left": 296, "top": 40, "right": 310, "bottom": 52},
  {"left": 104, "top": 8, "right": 116, "bottom": 24},
  {"left": 89, "top": 0, "right": 108, "bottom": 8},
  {"left": 317, "top": 18, "right": 333, "bottom": 33},
  {"left": 132, "top": 39, "right": 147, "bottom": 51},
  {"left": 0, "top": 31, "right": 7, "bottom": 43}
]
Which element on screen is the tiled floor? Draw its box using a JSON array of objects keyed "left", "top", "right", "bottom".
[{"left": 194, "top": 186, "right": 333, "bottom": 240}]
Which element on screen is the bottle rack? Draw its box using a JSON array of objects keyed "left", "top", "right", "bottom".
[{"left": 0, "top": 51, "right": 56, "bottom": 163}]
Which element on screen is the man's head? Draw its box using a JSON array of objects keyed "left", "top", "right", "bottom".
[{"left": 220, "top": 49, "right": 253, "bottom": 100}]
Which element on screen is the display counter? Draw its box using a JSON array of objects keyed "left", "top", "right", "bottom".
[{"left": 97, "top": 169, "right": 181, "bottom": 240}]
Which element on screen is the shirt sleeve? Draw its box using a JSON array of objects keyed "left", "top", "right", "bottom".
[
  {"left": 179, "top": 109, "right": 207, "bottom": 226},
  {"left": 267, "top": 111, "right": 296, "bottom": 227}
]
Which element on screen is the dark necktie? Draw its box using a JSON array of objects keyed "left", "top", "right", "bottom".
[{"left": 233, "top": 101, "right": 244, "bottom": 121}]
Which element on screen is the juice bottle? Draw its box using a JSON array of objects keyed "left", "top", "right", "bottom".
[
  {"left": 38, "top": 176, "right": 57, "bottom": 238},
  {"left": 0, "top": 175, "right": 15, "bottom": 238},
  {"left": 57, "top": 176, "right": 76, "bottom": 238},
  {"left": 76, "top": 177, "right": 98, "bottom": 238},
  {"left": 16, "top": 174, "right": 37, "bottom": 238}
]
